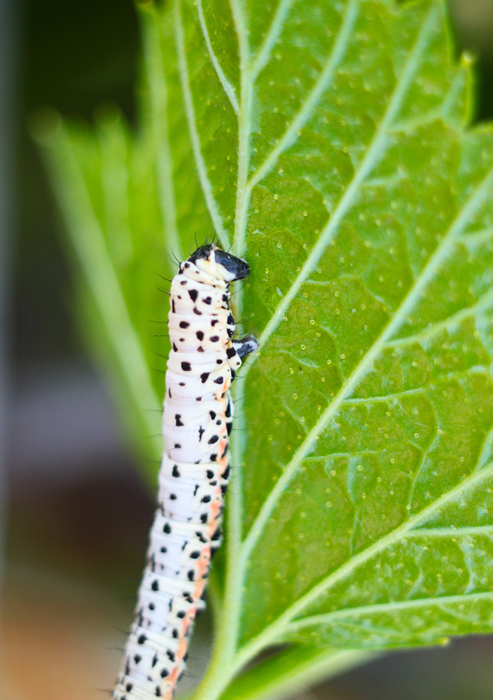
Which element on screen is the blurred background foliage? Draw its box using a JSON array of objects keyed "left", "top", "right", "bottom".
[{"left": 3, "top": 0, "right": 493, "bottom": 699}]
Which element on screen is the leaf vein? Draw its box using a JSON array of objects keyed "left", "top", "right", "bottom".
[
  {"left": 247, "top": 0, "right": 360, "bottom": 191},
  {"left": 407, "top": 525, "right": 493, "bottom": 537},
  {"left": 284, "top": 590, "right": 493, "bottom": 633},
  {"left": 174, "top": 0, "right": 230, "bottom": 248},
  {"left": 250, "top": 0, "right": 295, "bottom": 79},
  {"left": 196, "top": 0, "right": 240, "bottom": 113},
  {"left": 387, "top": 285, "right": 493, "bottom": 347}
]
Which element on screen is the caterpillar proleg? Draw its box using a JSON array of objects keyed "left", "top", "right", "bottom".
[{"left": 113, "top": 244, "right": 258, "bottom": 700}]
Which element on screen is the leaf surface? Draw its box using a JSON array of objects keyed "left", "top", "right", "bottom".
[{"left": 35, "top": 0, "right": 493, "bottom": 699}]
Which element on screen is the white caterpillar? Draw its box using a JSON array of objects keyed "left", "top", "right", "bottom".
[{"left": 113, "top": 244, "right": 258, "bottom": 700}]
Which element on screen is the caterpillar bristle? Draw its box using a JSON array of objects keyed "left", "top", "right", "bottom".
[
  {"left": 170, "top": 249, "right": 181, "bottom": 266},
  {"left": 155, "top": 272, "right": 173, "bottom": 284}
]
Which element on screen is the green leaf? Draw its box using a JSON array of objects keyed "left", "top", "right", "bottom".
[
  {"left": 217, "top": 646, "right": 376, "bottom": 700},
  {"left": 34, "top": 0, "right": 493, "bottom": 699}
]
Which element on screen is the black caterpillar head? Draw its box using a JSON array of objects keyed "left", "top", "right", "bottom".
[{"left": 188, "top": 244, "right": 250, "bottom": 282}]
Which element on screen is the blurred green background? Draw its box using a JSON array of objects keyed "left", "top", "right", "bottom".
[{"left": 2, "top": 0, "right": 493, "bottom": 699}]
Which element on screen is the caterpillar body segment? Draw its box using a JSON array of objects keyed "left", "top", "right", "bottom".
[{"left": 113, "top": 245, "right": 257, "bottom": 700}]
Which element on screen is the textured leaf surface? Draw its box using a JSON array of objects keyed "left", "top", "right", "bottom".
[{"left": 35, "top": 0, "right": 493, "bottom": 699}]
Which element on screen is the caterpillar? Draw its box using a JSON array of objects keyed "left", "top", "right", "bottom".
[{"left": 113, "top": 244, "right": 258, "bottom": 700}]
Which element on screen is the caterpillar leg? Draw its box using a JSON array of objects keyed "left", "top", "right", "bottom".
[{"left": 232, "top": 335, "right": 258, "bottom": 359}]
